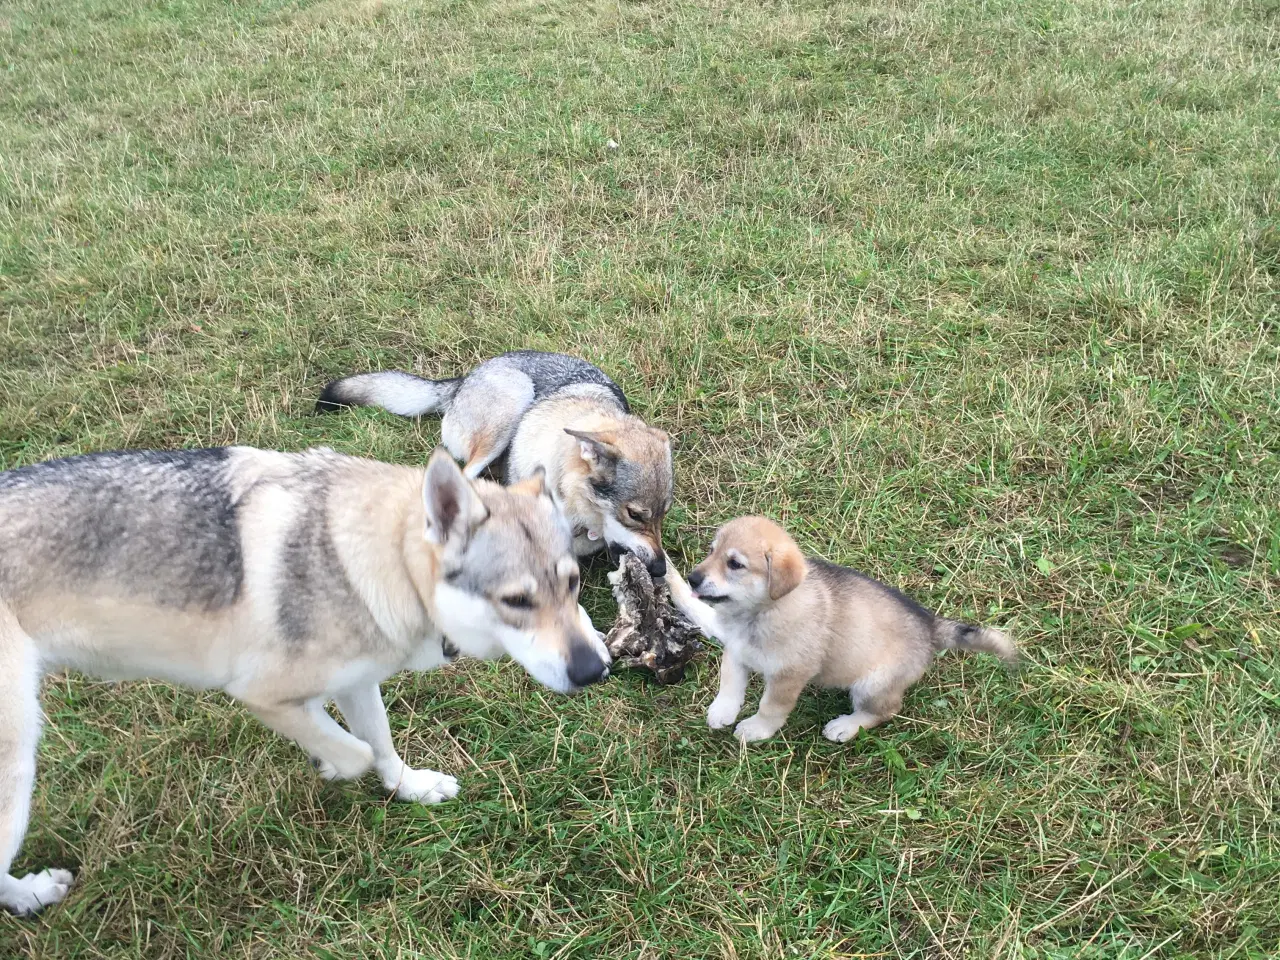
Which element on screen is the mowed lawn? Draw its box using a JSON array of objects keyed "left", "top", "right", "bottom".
[{"left": 2, "top": 0, "right": 1278, "bottom": 955}]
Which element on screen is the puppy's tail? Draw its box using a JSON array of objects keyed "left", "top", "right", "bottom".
[
  {"left": 932, "top": 618, "right": 1018, "bottom": 665},
  {"left": 315, "top": 371, "right": 463, "bottom": 417}
]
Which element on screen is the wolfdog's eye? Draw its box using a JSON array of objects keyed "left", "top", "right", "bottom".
[
  {"left": 626, "top": 506, "right": 648, "bottom": 524},
  {"left": 726, "top": 556, "right": 745, "bottom": 571},
  {"left": 502, "top": 593, "right": 535, "bottom": 610}
]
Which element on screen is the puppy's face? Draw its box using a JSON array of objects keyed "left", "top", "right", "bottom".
[{"left": 685, "top": 516, "right": 806, "bottom": 614}]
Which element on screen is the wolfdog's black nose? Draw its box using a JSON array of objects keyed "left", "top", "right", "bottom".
[
  {"left": 567, "top": 642, "right": 607, "bottom": 688},
  {"left": 687, "top": 569, "right": 705, "bottom": 589},
  {"left": 647, "top": 553, "right": 667, "bottom": 578}
]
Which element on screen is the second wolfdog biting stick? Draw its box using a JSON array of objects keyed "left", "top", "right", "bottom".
[
  {"left": 0, "top": 446, "right": 608, "bottom": 916},
  {"left": 317, "top": 350, "right": 674, "bottom": 577},
  {"left": 665, "top": 517, "right": 1017, "bottom": 744}
]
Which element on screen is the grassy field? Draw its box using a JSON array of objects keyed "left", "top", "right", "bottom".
[{"left": 2, "top": 0, "right": 1278, "bottom": 955}]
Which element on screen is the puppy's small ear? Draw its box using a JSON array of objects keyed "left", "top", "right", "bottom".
[
  {"left": 565, "top": 428, "right": 619, "bottom": 476},
  {"left": 765, "top": 541, "right": 805, "bottom": 600},
  {"left": 509, "top": 466, "right": 549, "bottom": 498},
  {"left": 423, "top": 448, "right": 488, "bottom": 545}
]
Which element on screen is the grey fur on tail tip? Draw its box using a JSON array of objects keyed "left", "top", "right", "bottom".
[{"left": 935, "top": 619, "right": 1020, "bottom": 669}]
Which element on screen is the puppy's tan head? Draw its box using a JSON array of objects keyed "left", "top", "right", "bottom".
[{"left": 686, "top": 516, "right": 806, "bottom": 613}]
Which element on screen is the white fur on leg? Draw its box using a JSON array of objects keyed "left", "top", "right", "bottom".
[
  {"left": 707, "top": 650, "right": 749, "bottom": 731},
  {"left": 0, "top": 621, "right": 52, "bottom": 916},
  {"left": 822, "top": 711, "right": 878, "bottom": 743},
  {"left": 1, "top": 869, "right": 74, "bottom": 917},
  {"left": 706, "top": 695, "right": 742, "bottom": 730},
  {"left": 308, "top": 737, "right": 375, "bottom": 781},
  {"left": 385, "top": 765, "right": 460, "bottom": 804},
  {"left": 734, "top": 714, "right": 784, "bottom": 742},
  {"left": 578, "top": 604, "right": 612, "bottom": 671}
]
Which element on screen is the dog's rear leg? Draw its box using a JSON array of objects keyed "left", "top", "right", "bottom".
[
  {"left": 822, "top": 672, "right": 907, "bottom": 743},
  {"left": 440, "top": 374, "right": 535, "bottom": 479},
  {"left": 246, "top": 699, "right": 375, "bottom": 782},
  {"left": 0, "top": 610, "right": 73, "bottom": 916},
  {"left": 334, "top": 684, "right": 459, "bottom": 805}
]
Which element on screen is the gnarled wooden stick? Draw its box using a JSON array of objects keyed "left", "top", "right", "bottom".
[{"left": 604, "top": 553, "right": 704, "bottom": 684}]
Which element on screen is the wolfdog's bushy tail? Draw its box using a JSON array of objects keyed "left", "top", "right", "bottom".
[
  {"left": 316, "top": 371, "right": 463, "bottom": 417},
  {"left": 932, "top": 618, "right": 1018, "bottom": 665}
]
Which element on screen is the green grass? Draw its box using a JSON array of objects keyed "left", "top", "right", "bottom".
[{"left": 2, "top": 0, "right": 1278, "bottom": 955}]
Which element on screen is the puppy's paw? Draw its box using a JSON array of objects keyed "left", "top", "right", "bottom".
[
  {"left": 706, "top": 697, "right": 741, "bottom": 730},
  {"left": 823, "top": 711, "right": 880, "bottom": 743},
  {"left": 822, "top": 714, "right": 865, "bottom": 743},
  {"left": 733, "top": 714, "right": 781, "bottom": 743},
  {"left": 393, "top": 767, "right": 460, "bottom": 805},
  {"left": 1, "top": 868, "right": 75, "bottom": 916}
]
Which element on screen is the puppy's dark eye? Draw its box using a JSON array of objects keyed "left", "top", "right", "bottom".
[
  {"left": 726, "top": 557, "right": 745, "bottom": 571},
  {"left": 502, "top": 594, "right": 534, "bottom": 610},
  {"left": 626, "top": 507, "right": 648, "bottom": 524},
  {"left": 567, "top": 573, "right": 580, "bottom": 595}
]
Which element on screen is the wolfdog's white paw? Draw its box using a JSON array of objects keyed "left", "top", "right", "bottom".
[
  {"left": 578, "top": 605, "right": 612, "bottom": 669},
  {"left": 312, "top": 743, "right": 376, "bottom": 782},
  {"left": 393, "top": 768, "right": 460, "bottom": 805},
  {"left": 822, "top": 713, "right": 872, "bottom": 743},
  {"left": 1, "top": 868, "right": 75, "bottom": 916},
  {"left": 733, "top": 714, "right": 781, "bottom": 743},
  {"left": 706, "top": 697, "right": 742, "bottom": 730}
]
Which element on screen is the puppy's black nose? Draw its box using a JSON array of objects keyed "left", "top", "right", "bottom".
[
  {"left": 687, "top": 569, "right": 705, "bottom": 589},
  {"left": 567, "top": 642, "right": 607, "bottom": 688},
  {"left": 647, "top": 553, "right": 667, "bottom": 578}
]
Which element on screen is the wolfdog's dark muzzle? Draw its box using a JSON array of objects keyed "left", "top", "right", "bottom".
[
  {"left": 567, "top": 641, "right": 608, "bottom": 688},
  {"left": 607, "top": 542, "right": 666, "bottom": 579}
]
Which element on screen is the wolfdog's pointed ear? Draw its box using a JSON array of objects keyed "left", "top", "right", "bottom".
[
  {"left": 765, "top": 541, "right": 806, "bottom": 601},
  {"left": 508, "top": 466, "right": 549, "bottom": 498},
  {"left": 565, "top": 428, "right": 619, "bottom": 473},
  {"left": 423, "top": 448, "right": 488, "bottom": 545}
]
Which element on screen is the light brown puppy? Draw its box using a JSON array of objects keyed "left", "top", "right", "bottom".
[{"left": 665, "top": 517, "right": 1016, "bottom": 743}]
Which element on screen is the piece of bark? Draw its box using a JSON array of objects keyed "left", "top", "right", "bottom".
[{"left": 604, "top": 553, "right": 704, "bottom": 684}]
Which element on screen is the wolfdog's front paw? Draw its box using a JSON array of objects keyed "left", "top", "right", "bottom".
[
  {"left": 311, "top": 742, "right": 375, "bottom": 782},
  {"left": 733, "top": 714, "right": 781, "bottom": 743},
  {"left": 578, "top": 604, "right": 612, "bottom": 668},
  {"left": 393, "top": 768, "right": 460, "bottom": 805},
  {"left": 706, "top": 697, "right": 742, "bottom": 730},
  {"left": 0, "top": 868, "right": 75, "bottom": 916}
]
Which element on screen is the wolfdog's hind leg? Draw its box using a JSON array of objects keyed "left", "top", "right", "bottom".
[
  {"left": 0, "top": 607, "right": 73, "bottom": 916},
  {"left": 335, "top": 684, "right": 459, "bottom": 804},
  {"left": 246, "top": 699, "right": 375, "bottom": 782},
  {"left": 441, "top": 372, "right": 535, "bottom": 479}
]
